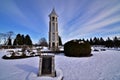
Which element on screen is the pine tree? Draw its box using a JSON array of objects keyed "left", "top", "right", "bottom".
[
  {"left": 105, "top": 37, "right": 113, "bottom": 48},
  {"left": 15, "top": 34, "right": 23, "bottom": 45},
  {"left": 13, "top": 34, "right": 32, "bottom": 46},
  {"left": 93, "top": 37, "right": 98, "bottom": 45},
  {"left": 113, "top": 36, "right": 120, "bottom": 48},
  {"left": 24, "top": 35, "right": 32, "bottom": 45},
  {"left": 59, "top": 36, "right": 62, "bottom": 46},
  {"left": 21, "top": 35, "right": 25, "bottom": 45},
  {"left": 90, "top": 38, "right": 93, "bottom": 45},
  {"left": 7, "top": 37, "right": 12, "bottom": 45},
  {"left": 100, "top": 37, "right": 105, "bottom": 45},
  {"left": 82, "top": 38, "right": 85, "bottom": 42},
  {"left": 86, "top": 39, "right": 89, "bottom": 43},
  {"left": 13, "top": 39, "right": 17, "bottom": 45}
]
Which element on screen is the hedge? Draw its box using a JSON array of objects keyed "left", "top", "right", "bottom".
[{"left": 64, "top": 40, "right": 92, "bottom": 57}]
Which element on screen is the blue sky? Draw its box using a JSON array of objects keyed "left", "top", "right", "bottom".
[{"left": 0, "top": 0, "right": 120, "bottom": 44}]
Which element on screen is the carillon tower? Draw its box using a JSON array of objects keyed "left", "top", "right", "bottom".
[{"left": 49, "top": 8, "right": 59, "bottom": 51}]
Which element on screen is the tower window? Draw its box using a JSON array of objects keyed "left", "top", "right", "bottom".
[
  {"left": 56, "top": 18, "right": 57, "bottom": 21},
  {"left": 52, "top": 17, "right": 55, "bottom": 21},
  {"left": 52, "top": 42, "right": 55, "bottom": 47}
]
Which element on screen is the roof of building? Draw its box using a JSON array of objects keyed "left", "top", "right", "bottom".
[{"left": 49, "top": 8, "right": 58, "bottom": 17}]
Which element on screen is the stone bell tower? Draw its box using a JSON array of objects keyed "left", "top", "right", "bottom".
[{"left": 49, "top": 8, "right": 59, "bottom": 51}]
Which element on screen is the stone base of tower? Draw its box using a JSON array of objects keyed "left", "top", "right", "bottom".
[
  {"left": 49, "top": 46, "right": 59, "bottom": 51},
  {"left": 49, "top": 42, "right": 59, "bottom": 51}
]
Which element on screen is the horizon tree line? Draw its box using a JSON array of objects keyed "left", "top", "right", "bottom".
[
  {"left": 1, "top": 31, "right": 119, "bottom": 48},
  {"left": 79, "top": 36, "right": 120, "bottom": 48}
]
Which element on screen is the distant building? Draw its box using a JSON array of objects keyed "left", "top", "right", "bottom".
[{"left": 48, "top": 8, "right": 59, "bottom": 51}]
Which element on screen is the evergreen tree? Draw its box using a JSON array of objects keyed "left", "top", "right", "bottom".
[
  {"left": 100, "top": 37, "right": 105, "bottom": 45},
  {"left": 90, "top": 38, "right": 93, "bottom": 45},
  {"left": 82, "top": 38, "right": 85, "bottom": 42},
  {"left": 79, "top": 39, "right": 82, "bottom": 41},
  {"left": 15, "top": 34, "right": 23, "bottom": 45},
  {"left": 59, "top": 36, "right": 62, "bottom": 46},
  {"left": 24, "top": 35, "right": 32, "bottom": 45},
  {"left": 13, "top": 34, "right": 32, "bottom": 46},
  {"left": 105, "top": 37, "right": 113, "bottom": 48},
  {"left": 113, "top": 36, "right": 120, "bottom": 48},
  {"left": 21, "top": 35, "right": 25, "bottom": 45},
  {"left": 86, "top": 39, "right": 89, "bottom": 43},
  {"left": 13, "top": 39, "right": 17, "bottom": 45},
  {"left": 7, "top": 37, "right": 12, "bottom": 45},
  {"left": 93, "top": 37, "right": 99, "bottom": 45}
]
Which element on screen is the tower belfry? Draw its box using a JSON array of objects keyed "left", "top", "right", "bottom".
[{"left": 49, "top": 8, "right": 59, "bottom": 51}]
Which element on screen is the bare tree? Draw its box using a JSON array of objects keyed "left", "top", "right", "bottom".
[
  {"left": 0, "top": 33, "right": 3, "bottom": 44},
  {"left": 7, "top": 31, "right": 14, "bottom": 38},
  {"left": 38, "top": 38, "right": 48, "bottom": 47},
  {"left": 0, "top": 31, "right": 14, "bottom": 45},
  {"left": 0, "top": 33, "right": 7, "bottom": 45}
]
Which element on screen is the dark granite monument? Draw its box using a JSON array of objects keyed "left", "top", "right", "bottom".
[{"left": 38, "top": 53, "right": 55, "bottom": 77}]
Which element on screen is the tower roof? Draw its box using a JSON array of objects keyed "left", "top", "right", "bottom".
[{"left": 49, "top": 8, "right": 58, "bottom": 17}]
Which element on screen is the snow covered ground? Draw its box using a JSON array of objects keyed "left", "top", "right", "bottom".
[{"left": 0, "top": 48, "right": 120, "bottom": 80}]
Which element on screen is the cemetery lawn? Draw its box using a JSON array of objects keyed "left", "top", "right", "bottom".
[{"left": 0, "top": 48, "right": 120, "bottom": 80}]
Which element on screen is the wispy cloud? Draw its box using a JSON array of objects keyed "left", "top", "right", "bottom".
[{"left": 60, "top": 0, "right": 120, "bottom": 42}]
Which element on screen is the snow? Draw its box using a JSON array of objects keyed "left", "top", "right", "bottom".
[
  {"left": 41, "top": 47, "right": 50, "bottom": 51},
  {"left": 0, "top": 48, "right": 120, "bottom": 80}
]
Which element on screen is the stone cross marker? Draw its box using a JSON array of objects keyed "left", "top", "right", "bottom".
[{"left": 38, "top": 53, "right": 55, "bottom": 77}]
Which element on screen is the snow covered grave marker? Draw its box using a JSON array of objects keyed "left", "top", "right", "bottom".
[{"left": 38, "top": 53, "right": 56, "bottom": 77}]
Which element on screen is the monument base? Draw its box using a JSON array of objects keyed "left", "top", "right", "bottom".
[{"left": 37, "top": 68, "right": 63, "bottom": 80}]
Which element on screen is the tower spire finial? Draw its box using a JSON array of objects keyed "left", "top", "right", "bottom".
[{"left": 49, "top": 8, "right": 58, "bottom": 17}]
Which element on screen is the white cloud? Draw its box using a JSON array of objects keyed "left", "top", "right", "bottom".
[
  {"left": 66, "top": 15, "right": 120, "bottom": 39},
  {"left": 86, "top": 4, "right": 120, "bottom": 25}
]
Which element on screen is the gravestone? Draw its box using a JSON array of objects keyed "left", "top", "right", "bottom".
[{"left": 38, "top": 53, "right": 55, "bottom": 77}]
